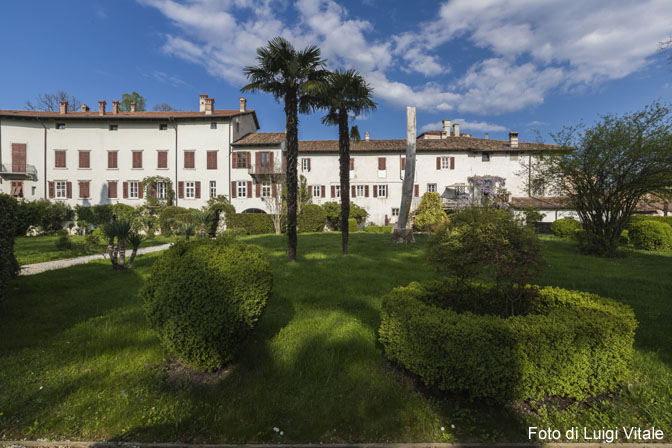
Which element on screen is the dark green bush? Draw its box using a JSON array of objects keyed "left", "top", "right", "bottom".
[
  {"left": 629, "top": 220, "right": 672, "bottom": 251},
  {"left": 0, "top": 194, "right": 19, "bottom": 306},
  {"left": 348, "top": 218, "right": 358, "bottom": 233},
  {"left": 55, "top": 235, "right": 72, "bottom": 250},
  {"left": 142, "top": 238, "right": 273, "bottom": 371},
  {"left": 208, "top": 196, "right": 236, "bottom": 236},
  {"left": 323, "top": 201, "right": 369, "bottom": 230},
  {"left": 550, "top": 218, "right": 582, "bottom": 239},
  {"left": 226, "top": 213, "right": 274, "bottom": 235},
  {"left": 15, "top": 199, "right": 73, "bottom": 235},
  {"left": 619, "top": 229, "right": 630, "bottom": 246},
  {"left": 298, "top": 204, "right": 327, "bottom": 233},
  {"left": 379, "top": 280, "right": 636, "bottom": 401},
  {"left": 159, "top": 206, "right": 195, "bottom": 236},
  {"left": 75, "top": 204, "right": 114, "bottom": 227},
  {"left": 364, "top": 225, "right": 393, "bottom": 233}
]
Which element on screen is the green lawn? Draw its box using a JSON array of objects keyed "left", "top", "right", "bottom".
[
  {"left": 14, "top": 235, "right": 175, "bottom": 265},
  {"left": 1, "top": 233, "right": 670, "bottom": 443}
]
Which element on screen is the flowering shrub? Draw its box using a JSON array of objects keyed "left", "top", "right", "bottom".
[{"left": 457, "top": 176, "right": 509, "bottom": 209}]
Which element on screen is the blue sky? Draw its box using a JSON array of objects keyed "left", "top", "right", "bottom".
[{"left": 1, "top": 0, "right": 671, "bottom": 142}]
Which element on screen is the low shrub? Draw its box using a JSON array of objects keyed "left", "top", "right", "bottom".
[
  {"left": 226, "top": 213, "right": 274, "bottom": 235},
  {"left": 550, "top": 218, "right": 582, "bottom": 239},
  {"left": 364, "top": 225, "right": 393, "bottom": 234},
  {"left": 413, "top": 192, "right": 447, "bottom": 232},
  {"left": 55, "top": 235, "right": 72, "bottom": 250},
  {"left": 142, "top": 238, "right": 273, "bottom": 371},
  {"left": 221, "top": 228, "right": 247, "bottom": 238},
  {"left": 15, "top": 199, "right": 73, "bottom": 235},
  {"left": 629, "top": 220, "right": 672, "bottom": 251},
  {"left": 630, "top": 215, "right": 672, "bottom": 227},
  {"left": 298, "top": 204, "right": 327, "bottom": 233},
  {"left": 348, "top": 218, "right": 358, "bottom": 233},
  {"left": 379, "top": 280, "right": 636, "bottom": 401},
  {"left": 0, "top": 194, "right": 19, "bottom": 307},
  {"left": 159, "top": 206, "right": 195, "bottom": 236},
  {"left": 619, "top": 229, "right": 630, "bottom": 246}
]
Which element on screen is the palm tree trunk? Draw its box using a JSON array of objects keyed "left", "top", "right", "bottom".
[
  {"left": 285, "top": 88, "right": 299, "bottom": 262},
  {"left": 119, "top": 239, "right": 126, "bottom": 268},
  {"left": 129, "top": 248, "right": 138, "bottom": 265},
  {"left": 107, "top": 238, "right": 117, "bottom": 269},
  {"left": 338, "top": 110, "right": 351, "bottom": 255}
]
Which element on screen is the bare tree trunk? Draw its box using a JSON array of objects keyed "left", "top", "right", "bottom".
[
  {"left": 285, "top": 89, "right": 299, "bottom": 262},
  {"left": 338, "top": 110, "right": 351, "bottom": 255},
  {"left": 393, "top": 106, "right": 416, "bottom": 243}
]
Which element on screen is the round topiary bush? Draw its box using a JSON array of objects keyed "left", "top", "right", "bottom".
[
  {"left": 142, "top": 237, "right": 273, "bottom": 371},
  {"left": 348, "top": 218, "right": 358, "bottom": 233},
  {"left": 298, "top": 203, "right": 327, "bottom": 233},
  {"left": 379, "top": 280, "right": 636, "bottom": 401},
  {"left": 629, "top": 220, "right": 672, "bottom": 251},
  {"left": 550, "top": 217, "right": 582, "bottom": 239}
]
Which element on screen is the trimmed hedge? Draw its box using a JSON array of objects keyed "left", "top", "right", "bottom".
[
  {"left": 630, "top": 215, "right": 672, "bottom": 227},
  {"left": 142, "top": 238, "right": 273, "bottom": 371},
  {"left": 0, "top": 194, "right": 19, "bottom": 307},
  {"left": 226, "top": 213, "right": 274, "bottom": 235},
  {"left": 379, "top": 280, "right": 636, "bottom": 401},
  {"left": 364, "top": 225, "right": 393, "bottom": 234},
  {"left": 298, "top": 204, "right": 327, "bottom": 233},
  {"left": 15, "top": 199, "right": 73, "bottom": 235},
  {"left": 159, "top": 206, "right": 195, "bottom": 236},
  {"left": 550, "top": 217, "right": 582, "bottom": 239},
  {"left": 75, "top": 204, "right": 114, "bottom": 227},
  {"left": 323, "top": 201, "right": 369, "bottom": 230},
  {"left": 629, "top": 220, "right": 672, "bottom": 251},
  {"left": 348, "top": 218, "right": 358, "bottom": 233}
]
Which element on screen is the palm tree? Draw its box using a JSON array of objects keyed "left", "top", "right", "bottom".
[
  {"left": 242, "top": 37, "right": 328, "bottom": 262},
  {"left": 179, "top": 221, "right": 196, "bottom": 241},
  {"left": 318, "top": 69, "right": 376, "bottom": 255},
  {"left": 102, "top": 222, "right": 118, "bottom": 270},
  {"left": 127, "top": 232, "right": 145, "bottom": 265},
  {"left": 193, "top": 209, "right": 215, "bottom": 238},
  {"left": 112, "top": 219, "right": 133, "bottom": 268}
]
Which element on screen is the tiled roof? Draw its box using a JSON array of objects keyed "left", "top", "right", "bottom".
[
  {"left": 0, "top": 109, "right": 256, "bottom": 120},
  {"left": 233, "top": 132, "right": 286, "bottom": 145},
  {"left": 510, "top": 196, "right": 571, "bottom": 209}
]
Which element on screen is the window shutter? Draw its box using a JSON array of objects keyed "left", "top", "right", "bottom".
[
  {"left": 207, "top": 151, "right": 217, "bottom": 169},
  {"left": 450, "top": 156, "right": 455, "bottom": 170},
  {"left": 12, "top": 143, "right": 27, "bottom": 173},
  {"left": 108, "top": 151, "right": 117, "bottom": 169},
  {"left": 414, "top": 184, "right": 419, "bottom": 197},
  {"left": 373, "top": 185, "right": 378, "bottom": 197},
  {"left": 436, "top": 157, "right": 441, "bottom": 170},
  {"left": 66, "top": 182, "right": 72, "bottom": 198},
  {"left": 283, "top": 154, "right": 287, "bottom": 169},
  {"left": 138, "top": 182, "right": 143, "bottom": 198},
  {"left": 307, "top": 158, "right": 311, "bottom": 172},
  {"left": 133, "top": 151, "right": 143, "bottom": 169},
  {"left": 331, "top": 186, "right": 335, "bottom": 198},
  {"left": 352, "top": 185, "right": 356, "bottom": 197},
  {"left": 108, "top": 181, "right": 117, "bottom": 199},
  {"left": 401, "top": 157, "right": 406, "bottom": 170},
  {"left": 246, "top": 152, "right": 251, "bottom": 168},
  {"left": 158, "top": 151, "right": 168, "bottom": 169},
  {"left": 256, "top": 182, "right": 261, "bottom": 198},
  {"left": 378, "top": 158, "right": 386, "bottom": 170},
  {"left": 255, "top": 152, "right": 261, "bottom": 170},
  {"left": 123, "top": 182, "right": 128, "bottom": 198},
  {"left": 178, "top": 181, "right": 184, "bottom": 199},
  {"left": 349, "top": 158, "right": 354, "bottom": 170},
  {"left": 195, "top": 181, "right": 201, "bottom": 199},
  {"left": 55, "top": 150, "right": 66, "bottom": 168},
  {"left": 272, "top": 183, "right": 277, "bottom": 197},
  {"left": 321, "top": 185, "right": 325, "bottom": 197},
  {"left": 79, "top": 181, "right": 85, "bottom": 198},
  {"left": 231, "top": 181, "right": 237, "bottom": 198},
  {"left": 269, "top": 152, "right": 275, "bottom": 170},
  {"left": 365, "top": 185, "right": 369, "bottom": 197},
  {"left": 49, "top": 181, "right": 55, "bottom": 198},
  {"left": 151, "top": 184, "right": 157, "bottom": 198},
  {"left": 247, "top": 181, "right": 252, "bottom": 197},
  {"left": 232, "top": 153, "right": 238, "bottom": 168},
  {"left": 79, "top": 151, "right": 90, "bottom": 169}
]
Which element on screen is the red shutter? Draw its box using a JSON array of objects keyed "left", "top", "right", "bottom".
[
  {"left": 207, "top": 151, "right": 217, "bottom": 169},
  {"left": 256, "top": 182, "right": 261, "bottom": 198},
  {"left": 269, "top": 152, "right": 274, "bottom": 170},
  {"left": 184, "top": 151, "right": 195, "bottom": 169},
  {"left": 378, "top": 158, "right": 386, "bottom": 170},
  {"left": 151, "top": 184, "right": 157, "bottom": 198},
  {"left": 12, "top": 143, "right": 27, "bottom": 173},
  {"left": 272, "top": 183, "right": 278, "bottom": 197},
  {"left": 231, "top": 181, "right": 237, "bottom": 198},
  {"left": 158, "top": 151, "right": 168, "bottom": 169},
  {"left": 55, "top": 150, "right": 66, "bottom": 168},
  {"left": 133, "top": 151, "right": 142, "bottom": 169},
  {"left": 232, "top": 153, "right": 238, "bottom": 168},
  {"left": 123, "top": 182, "right": 128, "bottom": 198},
  {"left": 283, "top": 154, "right": 287, "bottom": 169},
  {"left": 436, "top": 157, "right": 441, "bottom": 170},
  {"left": 321, "top": 185, "right": 325, "bottom": 198},
  {"left": 108, "top": 151, "right": 117, "bottom": 169},
  {"left": 414, "top": 184, "right": 419, "bottom": 197},
  {"left": 352, "top": 185, "right": 356, "bottom": 197},
  {"left": 247, "top": 181, "right": 252, "bottom": 198},
  {"left": 450, "top": 156, "right": 455, "bottom": 170},
  {"left": 195, "top": 181, "right": 201, "bottom": 199},
  {"left": 401, "top": 157, "right": 406, "bottom": 170},
  {"left": 307, "top": 158, "right": 311, "bottom": 172},
  {"left": 331, "top": 186, "right": 335, "bottom": 198},
  {"left": 178, "top": 181, "right": 184, "bottom": 199},
  {"left": 66, "top": 182, "right": 72, "bottom": 198},
  {"left": 349, "top": 158, "right": 354, "bottom": 170},
  {"left": 79, "top": 181, "right": 85, "bottom": 198},
  {"left": 246, "top": 152, "right": 251, "bottom": 168},
  {"left": 49, "top": 181, "right": 55, "bottom": 198},
  {"left": 108, "top": 181, "right": 117, "bottom": 199},
  {"left": 373, "top": 185, "right": 377, "bottom": 197},
  {"left": 365, "top": 185, "right": 369, "bottom": 197},
  {"left": 138, "top": 182, "right": 143, "bottom": 198},
  {"left": 255, "top": 152, "right": 261, "bottom": 170},
  {"left": 79, "top": 151, "right": 90, "bottom": 169}
]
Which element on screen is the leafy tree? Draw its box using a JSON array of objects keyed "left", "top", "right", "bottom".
[
  {"left": 317, "top": 69, "right": 376, "bottom": 255},
  {"left": 120, "top": 91, "right": 146, "bottom": 112},
  {"left": 414, "top": 192, "right": 447, "bottom": 232},
  {"left": 26, "top": 91, "right": 82, "bottom": 112},
  {"left": 530, "top": 102, "right": 672, "bottom": 256},
  {"left": 242, "top": 37, "right": 328, "bottom": 262},
  {"left": 153, "top": 103, "right": 177, "bottom": 111}
]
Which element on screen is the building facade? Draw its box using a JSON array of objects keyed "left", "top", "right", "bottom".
[{"left": 1, "top": 94, "right": 566, "bottom": 225}]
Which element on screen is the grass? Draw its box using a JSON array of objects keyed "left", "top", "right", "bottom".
[
  {"left": 14, "top": 234, "right": 175, "bottom": 265},
  {"left": 1, "top": 233, "right": 670, "bottom": 443}
]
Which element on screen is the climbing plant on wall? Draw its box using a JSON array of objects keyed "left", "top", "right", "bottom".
[{"left": 142, "top": 176, "right": 175, "bottom": 207}]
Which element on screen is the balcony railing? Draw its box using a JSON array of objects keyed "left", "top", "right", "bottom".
[
  {"left": 0, "top": 164, "right": 37, "bottom": 179},
  {"left": 248, "top": 162, "right": 286, "bottom": 177}
]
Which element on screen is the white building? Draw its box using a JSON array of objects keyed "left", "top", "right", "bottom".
[{"left": 1, "top": 94, "right": 566, "bottom": 225}]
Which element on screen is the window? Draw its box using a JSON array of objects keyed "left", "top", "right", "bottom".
[
  {"left": 312, "top": 185, "right": 321, "bottom": 198},
  {"left": 377, "top": 185, "right": 388, "bottom": 197},
  {"left": 159, "top": 124, "right": 168, "bottom": 131},
  {"left": 392, "top": 208, "right": 400, "bottom": 217},
  {"left": 56, "top": 123, "right": 65, "bottom": 130},
  {"left": 79, "top": 181, "right": 90, "bottom": 198},
  {"left": 79, "top": 151, "right": 90, "bottom": 169},
  {"left": 531, "top": 181, "right": 545, "bottom": 196},
  {"left": 356, "top": 185, "right": 365, "bottom": 197},
  {"left": 237, "top": 181, "right": 247, "bottom": 198},
  {"left": 56, "top": 181, "right": 67, "bottom": 198},
  {"left": 261, "top": 181, "right": 271, "bottom": 198},
  {"left": 334, "top": 185, "right": 341, "bottom": 198},
  {"left": 441, "top": 157, "right": 451, "bottom": 169},
  {"left": 210, "top": 122, "right": 217, "bottom": 129},
  {"left": 184, "top": 151, "right": 195, "bottom": 169},
  {"left": 236, "top": 152, "right": 248, "bottom": 168},
  {"left": 509, "top": 152, "right": 519, "bottom": 161},
  {"left": 185, "top": 181, "right": 195, "bottom": 199},
  {"left": 455, "top": 186, "right": 466, "bottom": 196},
  {"left": 260, "top": 152, "right": 271, "bottom": 167},
  {"left": 132, "top": 151, "right": 143, "bottom": 169},
  {"left": 10, "top": 181, "right": 23, "bottom": 198},
  {"left": 108, "top": 181, "right": 117, "bottom": 199},
  {"left": 55, "top": 150, "right": 66, "bottom": 168},
  {"left": 108, "top": 151, "right": 118, "bottom": 169},
  {"left": 302, "top": 158, "right": 310, "bottom": 172},
  {"left": 109, "top": 124, "right": 118, "bottom": 131},
  {"left": 209, "top": 181, "right": 217, "bottom": 198},
  {"left": 482, "top": 152, "right": 490, "bottom": 162},
  {"left": 207, "top": 151, "right": 217, "bottom": 169},
  {"left": 129, "top": 181, "right": 139, "bottom": 199},
  {"left": 427, "top": 183, "right": 437, "bottom": 193},
  {"left": 157, "top": 150, "right": 168, "bottom": 169},
  {"left": 157, "top": 182, "right": 167, "bottom": 200}
]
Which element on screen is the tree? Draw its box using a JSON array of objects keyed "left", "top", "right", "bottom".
[
  {"left": 530, "top": 102, "right": 672, "bottom": 257},
  {"left": 262, "top": 171, "right": 287, "bottom": 234},
  {"left": 414, "top": 192, "right": 447, "bottom": 232},
  {"left": 317, "top": 69, "right": 376, "bottom": 255},
  {"left": 120, "top": 91, "right": 146, "bottom": 112},
  {"left": 153, "top": 103, "right": 177, "bottom": 111},
  {"left": 242, "top": 37, "right": 328, "bottom": 262},
  {"left": 26, "top": 91, "right": 82, "bottom": 112},
  {"left": 193, "top": 209, "right": 215, "bottom": 239}
]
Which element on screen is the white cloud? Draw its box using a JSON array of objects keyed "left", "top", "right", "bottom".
[
  {"left": 144, "top": 70, "right": 189, "bottom": 87},
  {"left": 420, "top": 118, "right": 507, "bottom": 134}
]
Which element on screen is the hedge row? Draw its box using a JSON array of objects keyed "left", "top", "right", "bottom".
[
  {"left": 364, "top": 225, "right": 393, "bottom": 233},
  {"left": 630, "top": 215, "right": 672, "bottom": 227},
  {"left": 379, "top": 280, "right": 636, "bottom": 401},
  {"left": 14, "top": 199, "right": 73, "bottom": 235},
  {"left": 226, "top": 213, "right": 275, "bottom": 235},
  {"left": 0, "top": 194, "right": 19, "bottom": 307}
]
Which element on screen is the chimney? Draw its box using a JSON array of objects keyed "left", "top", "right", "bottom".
[
  {"left": 130, "top": 102, "right": 136, "bottom": 113},
  {"left": 442, "top": 120, "right": 451, "bottom": 138},
  {"left": 509, "top": 131, "right": 519, "bottom": 148},
  {"left": 453, "top": 123, "right": 460, "bottom": 137},
  {"left": 98, "top": 100, "right": 106, "bottom": 116},
  {"left": 204, "top": 97, "right": 214, "bottom": 115},
  {"left": 239, "top": 97, "right": 247, "bottom": 112},
  {"left": 81, "top": 104, "right": 90, "bottom": 112},
  {"left": 365, "top": 131, "right": 370, "bottom": 142},
  {"left": 485, "top": 133, "right": 489, "bottom": 139},
  {"left": 112, "top": 101, "right": 119, "bottom": 115},
  {"left": 59, "top": 101, "right": 68, "bottom": 114},
  {"left": 199, "top": 94, "right": 208, "bottom": 112}
]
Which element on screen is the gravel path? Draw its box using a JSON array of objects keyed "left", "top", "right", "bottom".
[{"left": 19, "top": 243, "right": 172, "bottom": 276}]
